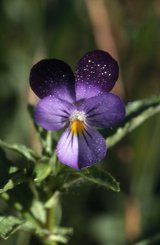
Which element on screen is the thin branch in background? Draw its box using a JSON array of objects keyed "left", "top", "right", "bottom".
[
  {"left": 27, "top": 47, "right": 46, "bottom": 152},
  {"left": 85, "top": 0, "right": 141, "bottom": 241},
  {"left": 27, "top": 87, "right": 41, "bottom": 153},
  {"left": 125, "top": 197, "right": 141, "bottom": 242},
  {"left": 85, "top": 0, "right": 124, "bottom": 97}
]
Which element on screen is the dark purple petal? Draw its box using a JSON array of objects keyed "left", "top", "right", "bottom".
[
  {"left": 35, "top": 96, "right": 75, "bottom": 130},
  {"left": 30, "top": 59, "right": 75, "bottom": 102},
  {"left": 75, "top": 50, "right": 119, "bottom": 100},
  {"left": 79, "top": 93, "right": 125, "bottom": 128},
  {"left": 56, "top": 126, "right": 106, "bottom": 169},
  {"left": 78, "top": 127, "right": 107, "bottom": 169}
]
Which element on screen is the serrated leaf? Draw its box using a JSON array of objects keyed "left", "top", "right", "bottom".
[
  {"left": 106, "top": 96, "right": 160, "bottom": 148},
  {"left": 76, "top": 166, "right": 120, "bottom": 192},
  {"left": 0, "top": 139, "right": 39, "bottom": 162},
  {"left": 0, "top": 216, "right": 24, "bottom": 239}
]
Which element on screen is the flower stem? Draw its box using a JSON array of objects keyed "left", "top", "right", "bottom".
[
  {"left": 46, "top": 207, "right": 55, "bottom": 233},
  {"left": 41, "top": 207, "right": 57, "bottom": 245},
  {"left": 43, "top": 192, "right": 61, "bottom": 245},
  {"left": 46, "top": 131, "right": 52, "bottom": 156},
  {"left": 42, "top": 239, "right": 57, "bottom": 245}
]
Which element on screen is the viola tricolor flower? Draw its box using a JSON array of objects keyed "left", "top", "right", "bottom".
[{"left": 30, "top": 50, "right": 125, "bottom": 169}]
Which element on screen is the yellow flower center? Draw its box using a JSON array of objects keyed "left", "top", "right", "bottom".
[
  {"left": 71, "top": 119, "right": 85, "bottom": 135},
  {"left": 69, "top": 110, "right": 86, "bottom": 135}
]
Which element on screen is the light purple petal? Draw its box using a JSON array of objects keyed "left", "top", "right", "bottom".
[
  {"left": 56, "top": 128, "right": 79, "bottom": 169},
  {"left": 79, "top": 93, "right": 125, "bottom": 128},
  {"left": 30, "top": 59, "right": 75, "bottom": 103},
  {"left": 56, "top": 126, "right": 106, "bottom": 169},
  {"left": 35, "top": 96, "right": 75, "bottom": 130},
  {"left": 75, "top": 50, "right": 119, "bottom": 100}
]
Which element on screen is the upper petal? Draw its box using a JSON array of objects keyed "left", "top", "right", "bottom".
[
  {"left": 35, "top": 96, "right": 75, "bottom": 131},
  {"left": 79, "top": 93, "right": 125, "bottom": 128},
  {"left": 56, "top": 126, "right": 106, "bottom": 169},
  {"left": 75, "top": 50, "right": 119, "bottom": 100},
  {"left": 30, "top": 59, "right": 75, "bottom": 102}
]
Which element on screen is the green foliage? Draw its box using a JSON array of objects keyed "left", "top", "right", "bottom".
[
  {"left": 0, "top": 0, "right": 159, "bottom": 244},
  {"left": 0, "top": 139, "right": 39, "bottom": 163},
  {"left": 0, "top": 148, "right": 29, "bottom": 194},
  {"left": 0, "top": 216, "right": 24, "bottom": 240},
  {"left": 134, "top": 233, "right": 160, "bottom": 245},
  {"left": 34, "top": 162, "right": 52, "bottom": 183},
  {"left": 0, "top": 171, "right": 28, "bottom": 194},
  {"left": 0, "top": 94, "right": 160, "bottom": 244},
  {"left": 76, "top": 167, "right": 120, "bottom": 192},
  {"left": 107, "top": 96, "right": 160, "bottom": 148}
]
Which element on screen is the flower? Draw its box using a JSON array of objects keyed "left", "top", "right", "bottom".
[{"left": 30, "top": 50, "right": 125, "bottom": 169}]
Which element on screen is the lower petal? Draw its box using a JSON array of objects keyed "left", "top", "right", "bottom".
[
  {"left": 56, "top": 128, "right": 79, "bottom": 169},
  {"left": 56, "top": 126, "right": 106, "bottom": 169}
]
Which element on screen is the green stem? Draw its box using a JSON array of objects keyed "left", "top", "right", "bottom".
[
  {"left": 42, "top": 239, "right": 57, "bottom": 245},
  {"left": 41, "top": 208, "right": 57, "bottom": 245},
  {"left": 46, "top": 207, "right": 55, "bottom": 233},
  {"left": 46, "top": 131, "right": 52, "bottom": 155},
  {"left": 50, "top": 150, "right": 58, "bottom": 175},
  {"left": 17, "top": 230, "right": 31, "bottom": 245},
  {"left": 42, "top": 192, "right": 60, "bottom": 245}
]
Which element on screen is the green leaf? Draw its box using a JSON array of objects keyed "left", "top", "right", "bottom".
[
  {"left": 0, "top": 139, "right": 39, "bottom": 162},
  {"left": 34, "top": 162, "right": 52, "bottom": 182},
  {"left": 0, "top": 148, "right": 29, "bottom": 194},
  {"left": 30, "top": 200, "right": 46, "bottom": 224},
  {"left": 134, "top": 233, "right": 160, "bottom": 245},
  {"left": 0, "top": 179, "right": 15, "bottom": 194},
  {"left": 0, "top": 216, "right": 24, "bottom": 239},
  {"left": 0, "top": 171, "right": 28, "bottom": 194},
  {"left": 62, "top": 177, "right": 84, "bottom": 190},
  {"left": 48, "top": 227, "right": 73, "bottom": 244},
  {"left": 76, "top": 166, "right": 120, "bottom": 192},
  {"left": 107, "top": 96, "right": 160, "bottom": 148},
  {"left": 126, "top": 96, "right": 160, "bottom": 116}
]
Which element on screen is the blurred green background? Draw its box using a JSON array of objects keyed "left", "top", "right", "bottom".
[{"left": 0, "top": 0, "right": 160, "bottom": 244}]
